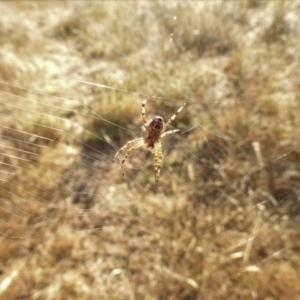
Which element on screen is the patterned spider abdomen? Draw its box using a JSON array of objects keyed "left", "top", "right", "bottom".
[
  {"left": 151, "top": 116, "right": 164, "bottom": 130},
  {"left": 144, "top": 116, "right": 165, "bottom": 149}
]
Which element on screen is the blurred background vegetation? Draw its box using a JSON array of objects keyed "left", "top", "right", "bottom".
[{"left": 0, "top": 1, "right": 300, "bottom": 299}]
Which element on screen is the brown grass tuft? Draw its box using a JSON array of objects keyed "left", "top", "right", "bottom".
[{"left": 0, "top": 1, "right": 300, "bottom": 300}]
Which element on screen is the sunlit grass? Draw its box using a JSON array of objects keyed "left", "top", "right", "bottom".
[{"left": 0, "top": 1, "right": 300, "bottom": 300}]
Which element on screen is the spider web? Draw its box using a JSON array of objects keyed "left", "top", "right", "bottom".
[{"left": 1, "top": 1, "right": 300, "bottom": 299}]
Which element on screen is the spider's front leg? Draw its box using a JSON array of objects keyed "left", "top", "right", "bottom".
[
  {"left": 141, "top": 96, "right": 151, "bottom": 125},
  {"left": 154, "top": 141, "right": 163, "bottom": 185},
  {"left": 164, "top": 102, "right": 187, "bottom": 129},
  {"left": 161, "top": 129, "right": 180, "bottom": 138}
]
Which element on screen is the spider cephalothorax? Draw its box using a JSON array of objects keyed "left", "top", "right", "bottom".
[{"left": 113, "top": 97, "right": 186, "bottom": 184}]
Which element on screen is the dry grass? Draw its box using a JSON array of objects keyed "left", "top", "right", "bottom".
[{"left": 1, "top": 1, "right": 300, "bottom": 299}]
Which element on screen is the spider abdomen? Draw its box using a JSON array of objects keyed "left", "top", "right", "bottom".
[
  {"left": 144, "top": 116, "right": 165, "bottom": 148},
  {"left": 144, "top": 137, "right": 160, "bottom": 149},
  {"left": 150, "top": 116, "right": 164, "bottom": 130}
]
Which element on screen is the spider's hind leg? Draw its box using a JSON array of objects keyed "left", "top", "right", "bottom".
[
  {"left": 113, "top": 138, "right": 143, "bottom": 162},
  {"left": 120, "top": 138, "right": 144, "bottom": 177}
]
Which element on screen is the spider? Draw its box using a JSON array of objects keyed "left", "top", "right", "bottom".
[{"left": 113, "top": 97, "right": 186, "bottom": 184}]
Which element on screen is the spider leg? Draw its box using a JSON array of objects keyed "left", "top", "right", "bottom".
[
  {"left": 121, "top": 139, "right": 145, "bottom": 177},
  {"left": 164, "top": 102, "right": 187, "bottom": 129},
  {"left": 154, "top": 141, "right": 163, "bottom": 185},
  {"left": 113, "top": 138, "right": 144, "bottom": 162},
  {"left": 161, "top": 129, "right": 180, "bottom": 138},
  {"left": 141, "top": 96, "right": 150, "bottom": 125}
]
